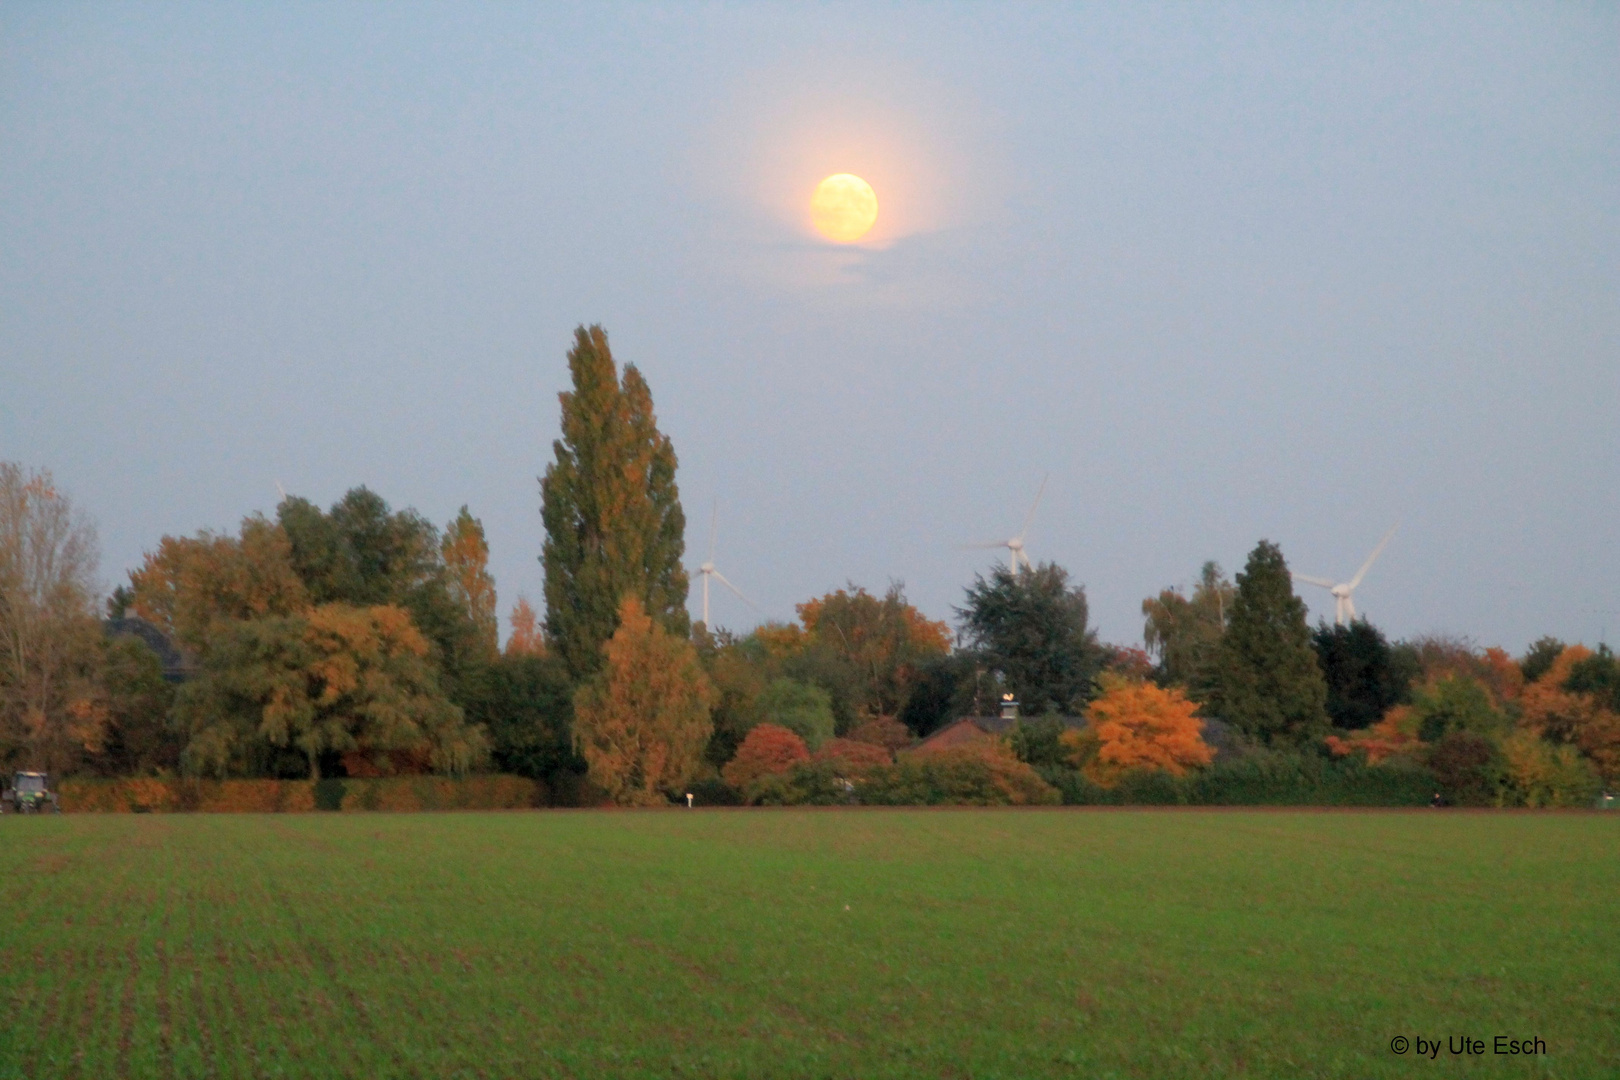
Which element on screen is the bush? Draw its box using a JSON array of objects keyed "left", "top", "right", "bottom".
[
  {"left": 1499, "top": 732, "right": 1602, "bottom": 808},
  {"left": 812, "top": 737, "right": 892, "bottom": 775},
  {"left": 749, "top": 761, "right": 854, "bottom": 806},
  {"left": 863, "top": 745, "right": 1060, "bottom": 806},
  {"left": 1426, "top": 731, "right": 1503, "bottom": 806},
  {"left": 723, "top": 724, "right": 809, "bottom": 791},
  {"left": 688, "top": 775, "right": 744, "bottom": 806}
]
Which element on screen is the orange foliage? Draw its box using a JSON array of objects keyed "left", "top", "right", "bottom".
[
  {"left": 919, "top": 741, "right": 1062, "bottom": 805},
  {"left": 847, "top": 716, "right": 914, "bottom": 752},
  {"left": 1480, "top": 647, "right": 1525, "bottom": 703},
  {"left": 505, "top": 596, "right": 547, "bottom": 657},
  {"left": 1079, "top": 676, "right": 1214, "bottom": 786},
  {"left": 753, "top": 621, "right": 807, "bottom": 659},
  {"left": 812, "top": 737, "right": 892, "bottom": 775},
  {"left": 723, "top": 723, "right": 809, "bottom": 790},
  {"left": 1324, "top": 704, "right": 1424, "bottom": 763},
  {"left": 795, "top": 585, "right": 951, "bottom": 718},
  {"left": 572, "top": 597, "right": 713, "bottom": 805},
  {"left": 128, "top": 516, "right": 308, "bottom": 648},
  {"left": 1518, "top": 645, "right": 1620, "bottom": 782}
]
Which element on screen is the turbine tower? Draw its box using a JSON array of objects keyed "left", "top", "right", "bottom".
[
  {"left": 697, "top": 502, "right": 754, "bottom": 627},
  {"left": 1293, "top": 524, "right": 1399, "bottom": 626},
  {"left": 968, "top": 475, "right": 1048, "bottom": 574}
]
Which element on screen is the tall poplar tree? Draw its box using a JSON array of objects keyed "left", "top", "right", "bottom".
[
  {"left": 541, "top": 325, "right": 689, "bottom": 680},
  {"left": 1206, "top": 540, "right": 1329, "bottom": 746}
]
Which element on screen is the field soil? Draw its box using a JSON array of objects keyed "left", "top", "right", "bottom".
[{"left": 2, "top": 809, "right": 1615, "bottom": 1079}]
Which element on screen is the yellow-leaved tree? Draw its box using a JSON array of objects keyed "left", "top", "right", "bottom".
[
  {"left": 1065, "top": 674, "right": 1214, "bottom": 786},
  {"left": 441, "top": 506, "right": 498, "bottom": 659},
  {"left": 573, "top": 596, "right": 712, "bottom": 805}
]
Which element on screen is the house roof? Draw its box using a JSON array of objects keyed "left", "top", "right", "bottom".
[{"left": 911, "top": 713, "right": 1086, "bottom": 753}]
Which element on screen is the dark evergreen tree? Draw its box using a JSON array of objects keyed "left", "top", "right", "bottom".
[
  {"left": 956, "top": 562, "right": 1102, "bottom": 716},
  {"left": 1207, "top": 540, "right": 1329, "bottom": 746},
  {"left": 1312, "top": 619, "right": 1412, "bottom": 730},
  {"left": 1519, "top": 636, "right": 1567, "bottom": 684},
  {"left": 899, "top": 652, "right": 981, "bottom": 735},
  {"left": 541, "top": 326, "right": 689, "bottom": 681}
]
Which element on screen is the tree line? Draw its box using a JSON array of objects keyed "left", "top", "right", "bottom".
[{"left": 3, "top": 325, "right": 1615, "bottom": 807}]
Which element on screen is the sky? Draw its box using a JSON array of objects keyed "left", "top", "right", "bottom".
[{"left": 2, "top": 3, "right": 1616, "bottom": 653}]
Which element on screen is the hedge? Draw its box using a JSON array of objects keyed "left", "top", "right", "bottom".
[
  {"left": 58, "top": 775, "right": 544, "bottom": 813},
  {"left": 1038, "top": 754, "right": 1438, "bottom": 807}
]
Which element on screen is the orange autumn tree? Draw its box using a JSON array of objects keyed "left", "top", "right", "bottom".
[
  {"left": 1068, "top": 674, "right": 1214, "bottom": 786},
  {"left": 723, "top": 723, "right": 810, "bottom": 790},
  {"left": 505, "top": 596, "right": 547, "bottom": 658},
  {"left": 1519, "top": 645, "right": 1620, "bottom": 783},
  {"left": 793, "top": 582, "right": 946, "bottom": 725},
  {"left": 573, "top": 596, "right": 713, "bottom": 805}
]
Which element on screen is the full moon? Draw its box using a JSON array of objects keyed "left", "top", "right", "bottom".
[{"left": 810, "top": 173, "right": 878, "bottom": 243}]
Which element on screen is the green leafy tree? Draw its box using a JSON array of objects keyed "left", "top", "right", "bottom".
[
  {"left": 1312, "top": 620, "right": 1413, "bottom": 730},
  {"left": 957, "top": 562, "right": 1102, "bottom": 716},
  {"left": 95, "top": 635, "right": 180, "bottom": 776},
  {"left": 471, "top": 651, "right": 578, "bottom": 783},
  {"left": 1409, "top": 674, "right": 1507, "bottom": 742},
  {"left": 277, "top": 488, "right": 486, "bottom": 702},
  {"left": 541, "top": 325, "right": 689, "bottom": 681},
  {"left": 1206, "top": 541, "right": 1329, "bottom": 746},
  {"left": 1565, "top": 644, "right": 1620, "bottom": 712},
  {"left": 756, "top": 677, "right": 835, "bottom": 750},
  {"left": 1141, "top": 561, "right": 1233, "bottom": 696},
  {"left": 177, "top": 604, "right": 484, "bottom": 780}
]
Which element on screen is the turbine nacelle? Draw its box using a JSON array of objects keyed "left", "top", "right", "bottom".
[
  {"left": 695, "top": 503, "right": 754, "bottom": 627},
  {"left": 1294, "top": 524, "right": 1399, "bottom": 627},
  {"left": 966, "top": 475, "right": 1047, "bottom": 575}
]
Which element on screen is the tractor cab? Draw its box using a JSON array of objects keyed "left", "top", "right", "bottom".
[{"left": 2, "top": 772, "right": 60, "bottom": 814}]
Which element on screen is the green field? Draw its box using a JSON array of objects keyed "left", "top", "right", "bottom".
[{"left": 2, "top": 810, "right": 1615, "bottom": 1079}]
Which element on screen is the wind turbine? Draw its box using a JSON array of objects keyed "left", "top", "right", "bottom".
[
  {"left": 967, "top": 475, "right": 1048, "bottom": 574},
  {"left": 696, "top": 502, "right": 754, "bottom": 628},
  {"left": 1293, "top": 524, "right": 1399, "bottom": 626}
]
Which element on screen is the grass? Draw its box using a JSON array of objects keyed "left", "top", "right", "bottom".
[{"left": 1, "top": 809, "right": 1616, "bottom": 1079}]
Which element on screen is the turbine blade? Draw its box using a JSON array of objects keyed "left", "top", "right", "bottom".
[
  {"left": 1016, "top": 474, "right": 1049, "bottom": 542},
  {"left": 1347, "top": 523, "right": 1398, "bottom": 590},
  {"left": 708, "top": 501, "right": 718, "bottom": 563},
  {"left": 963, "top": 541, "right": 1013, "bottom": 550},
  {"left": 711, "top": 569, "right": 758, "bottom": 609},
  {"left": 1291, "top": 573, "right": 1337, "bottom": 590}
]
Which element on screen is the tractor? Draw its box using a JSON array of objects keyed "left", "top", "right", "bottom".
[{"left": 1, "top": 771, "right": 60, "bottom": 814}]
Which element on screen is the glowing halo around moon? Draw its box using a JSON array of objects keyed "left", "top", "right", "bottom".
[{"left": 810, "top": 173, "right": 878, "bottom": 243}]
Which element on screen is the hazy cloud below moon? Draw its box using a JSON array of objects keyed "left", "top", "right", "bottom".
[{"left": 1, "top": 4, "right": 1616, "bottom": 654}]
